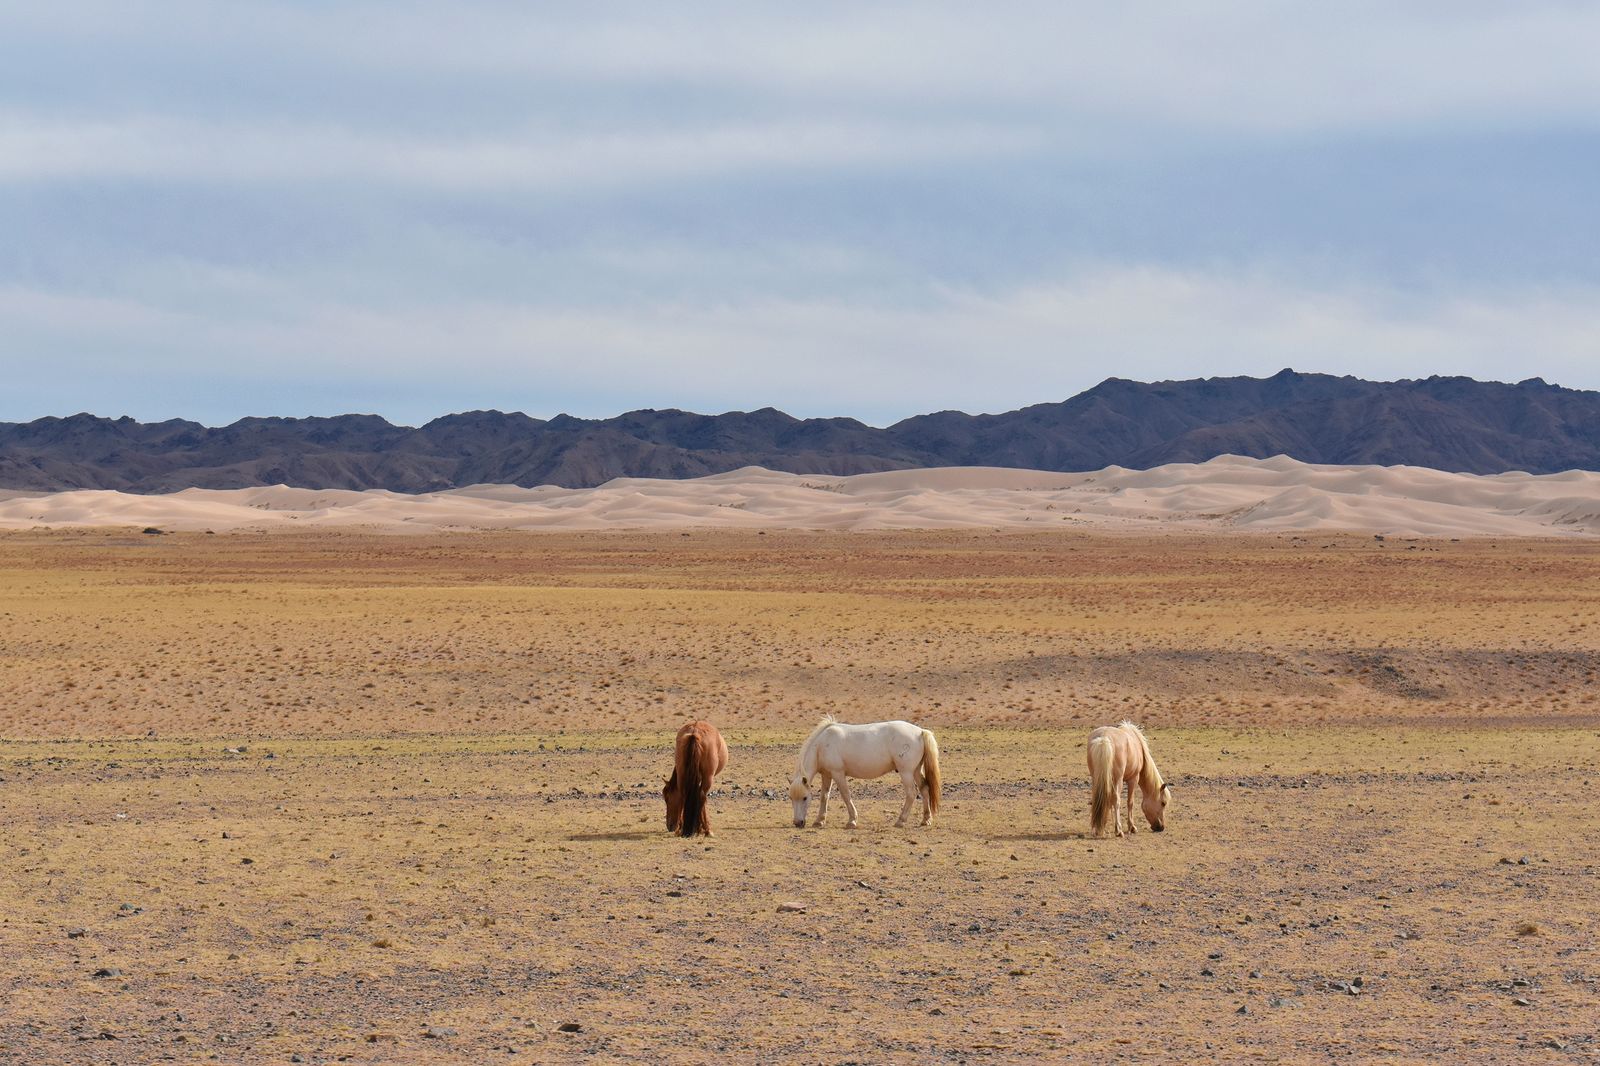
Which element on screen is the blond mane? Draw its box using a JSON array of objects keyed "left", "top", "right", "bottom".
[{"left": 1120, "top": 720, "right": 1165, "bottom": 792}]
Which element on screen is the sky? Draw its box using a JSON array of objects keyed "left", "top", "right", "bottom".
[{"left": 3, "top": 2, "right": 1598, "bottom": 426}]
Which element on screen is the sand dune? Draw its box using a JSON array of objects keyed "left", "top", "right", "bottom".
[{"left": 2, "top": 454, "right": 1597, "bottom": 535}]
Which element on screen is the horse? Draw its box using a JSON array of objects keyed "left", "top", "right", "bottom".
[
  {"left": 663, "top": 720, "right": 729, "bottom": 838},
  {"left": 788, "top": 716, "right": 941, "bottom": 829},
  {"left": 1086, "top": 720, "right": 1170, "bottom": 838}
]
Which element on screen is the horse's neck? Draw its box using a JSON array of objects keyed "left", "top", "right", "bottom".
[
  {"left": 797, "top": 733, "right": 820, "bottom": 779},
  {"left": 1137, "top": 741, "right": 1162, "bottom": 791}
]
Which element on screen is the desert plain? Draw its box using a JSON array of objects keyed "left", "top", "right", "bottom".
[{"left": 2, "top": 527, "right": 1598, "bottom": 1063}]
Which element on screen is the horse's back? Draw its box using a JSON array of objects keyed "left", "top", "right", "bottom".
[
  {"left": 818, "top": 718, "right": 926, "bottom": 777},
  {"left": 1087, "top": 723, "right": 1143, "bottom": 780},
  {"left": 678, "top": 720, "right": 728, "bottom": 775}
]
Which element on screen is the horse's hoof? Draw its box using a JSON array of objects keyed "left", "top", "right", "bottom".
[{"left": 846, "top": 822, "right": 858, "bottom": 830}]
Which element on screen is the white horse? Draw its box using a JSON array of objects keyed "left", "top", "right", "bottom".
[{"left": 789, "top": 716, "right": 942, "bottom": 829}]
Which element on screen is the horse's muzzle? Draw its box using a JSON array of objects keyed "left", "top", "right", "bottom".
[
  {"left": 1151, "top": 824, "right": 1165, "bottom": 833},
  {"left": 793, "top": 819, "right": 806, "bottom": 828}
]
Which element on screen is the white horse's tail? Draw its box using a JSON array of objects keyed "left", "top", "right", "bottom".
[
  {"left": 920, "top": 730, "right": 941, "bottom": 818},
  {"left": 1088, "top": 735, "right": 1116, "bottom": 836}
]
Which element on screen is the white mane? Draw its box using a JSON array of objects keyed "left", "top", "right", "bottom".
[{"left": 794, "top": 715, "right": 839, "bottom": 777}]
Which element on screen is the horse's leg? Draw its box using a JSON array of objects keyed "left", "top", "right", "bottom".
[
  {"left": 1123, "top": 781, "right": 1137, "bottom": 835},
  {"left": 1115, "top": 780, "right": 1126, "bottom": 838},
  {"left": 918, "top": 777, "right": 931, "bottom": 826},
  {"left": 813, "top": 772, "right": 831, "bottom": 827},
  {"left": 894, "top": 768, "right": 918, "bottom": 827},
  {"left": 835, "top": 776, "right": 860, "bottom": 829},
  {"left": 701, "top": 785, "right": 713, "bottom": 837}
]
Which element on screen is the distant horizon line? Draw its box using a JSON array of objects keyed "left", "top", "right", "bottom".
[{"left": 1, "top": 368, "right": 1583, "bottom": 432}]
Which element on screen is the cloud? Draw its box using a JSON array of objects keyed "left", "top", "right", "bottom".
[
  {"left": 0, "top": 112, "right": 1041, "bottom": 189},
  {"left": 6, "top": 267, "right": 1598, "bottom": 424},
  {"left": 3, "top": 3, "right": 1598, "bottom": 423}
]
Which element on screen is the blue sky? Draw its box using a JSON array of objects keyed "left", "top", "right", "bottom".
[{"left": 3, "top": 2, "right": 1598, "bottom": 425}]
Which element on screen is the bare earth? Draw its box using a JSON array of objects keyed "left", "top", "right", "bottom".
[{"left": 2, "top": 529, "right": 1598, "bottom": 1063}]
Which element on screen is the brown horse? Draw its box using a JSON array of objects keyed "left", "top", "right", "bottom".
[
  {"left": 1087, "top": 720, "right": 1170, "bottom": 838},
  {"left": 663, "top": 720, "right": 729, "bottom": 837}
]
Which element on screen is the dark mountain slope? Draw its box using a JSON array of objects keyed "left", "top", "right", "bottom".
[{"left": 2, "top": 371, "right": 1596, "bottom": 492}]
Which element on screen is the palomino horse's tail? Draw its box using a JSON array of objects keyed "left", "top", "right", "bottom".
[
  {"left": 1088, "top": 735, "right": 1116, "bottom": 837},
  {"left": 920, "top": 730, "right": 941, "bottom": 818},
  {"left": 679, "top": 733, "right": 707, "bottom": 838}
]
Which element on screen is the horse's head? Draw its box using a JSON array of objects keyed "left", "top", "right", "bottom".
[
  {"left": 663, "top": 772, "right": 682, "bottom": 833},
  {"left": 1144, "top": 781, "right": 1172, "bottom": 832},
  {"left": 789, "top": 775, "right": 811, "bottom": 828}
]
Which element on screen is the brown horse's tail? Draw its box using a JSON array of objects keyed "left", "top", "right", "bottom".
[
  {"left": 678, "top": 733, "right": 707, "bottom": 837},
  {"left": 920, "top": 729, "right": 941, "bottom": 819},
  {"left": 1088, "top": 735, "right": 1116, "bottom": 837}
]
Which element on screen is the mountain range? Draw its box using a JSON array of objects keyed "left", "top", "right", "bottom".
[{"left": 3, "top": 370, "right": 1598, "bottom": 493}]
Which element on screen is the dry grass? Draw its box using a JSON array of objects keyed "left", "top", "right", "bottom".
[
  {"left": 1, "top": 529, "right": 1597, "bottom": 1062},
  {"left": 2, "top": 528, "right": 1598, "bottom": 737}
]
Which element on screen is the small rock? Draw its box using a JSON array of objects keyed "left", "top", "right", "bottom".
[
  {"left": 1235, "top": 1005, "right": 1249, "bottom": 1015},
  {"left": 92, "top": 967, "right": 122, "bottom": 978},
  {"left": 776, "top": 901, "right": 807, "bottom": 913},
  {"left": 424, "top": 1026, "right": 458, "bottom": 1039},
  {"left": 66, "top": 927, "right": 87, "bottom": 939},
  {"left": 240, "top": 857, "right": 254, "bottom": 865},
  {"left": 557, "top": 1022, "right": 582, "bottom": 1033},
  {"left": 1249, "top": 969, "right": 1262, "bottom": 979},
  {"left": 1200, "top": 968, "right": 1215, "bottom": 977},
  {"left": 290, "top": 1056, "right": 305, "bottom": 1063},
  {"left": 928, "top": 1007, "right": 944, "bottom": 1016},
  {"left": 1512, "top": 997, "right": 1532, "bottom": 1007}
]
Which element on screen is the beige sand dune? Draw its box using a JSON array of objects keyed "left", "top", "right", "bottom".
[{"left": 2, "top": 454, "right": 1597, "bottom": 535}]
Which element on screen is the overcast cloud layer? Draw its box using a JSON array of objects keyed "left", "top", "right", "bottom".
[{"left": 3, "top": 2, "right": 1598, "bottom": 425}]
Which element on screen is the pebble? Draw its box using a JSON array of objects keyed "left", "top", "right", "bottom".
[
  {"left": 1513, "top": 997, "right": 1532, "bottom": 1007},
  {"left": 92, "top": 967, "right": 122, "bottom": 978},
  {"left": 557, "top": 1022, "right": 583, "bottom": 1033},
  {"left": 776, "top": 902, "right": 807, "bottom": 913},
  {"left": 424, "top": 1026, "right": 458, "bottom": 1039},
  {"left": 66, "top": 927, "right": 87, "bottom": 939}
]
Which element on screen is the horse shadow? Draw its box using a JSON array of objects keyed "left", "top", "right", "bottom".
[
  {"left": 985, "top": 830, "right": 1092, "bottom": 842},
  {"left": 567, "top": 830, "right": 659, "bottom": 842}
]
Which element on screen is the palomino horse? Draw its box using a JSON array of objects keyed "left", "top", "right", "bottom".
[
  {"left": 664, "top": 720, "right": 729, "bottom": 837},
  {"left": 789, "top": 716, "right": 941, "bottom": 829},
  {"left": 1086, "top": 720, "right": 1170, "bottom": 837}
]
